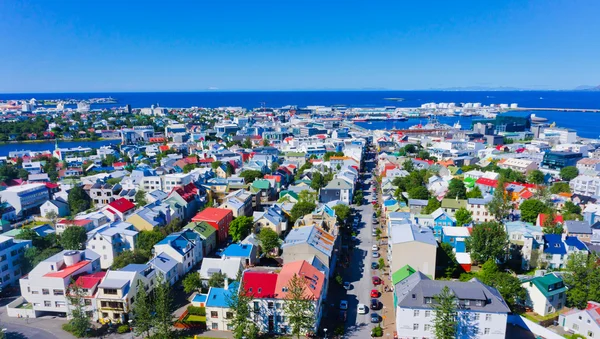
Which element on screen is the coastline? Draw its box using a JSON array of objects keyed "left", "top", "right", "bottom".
[{"left": 0, "top": 137, "right": 121, "bottom": 145}]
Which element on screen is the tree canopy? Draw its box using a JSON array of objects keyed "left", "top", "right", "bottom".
[
  {"left": 519, "top": 199, "right": 548, "bottom": 223},
  {"left": 466, "top": 221, "right": 508, "bottom": 264},
  {"left": 466, "top": 186, "right": 483, "bottom": 199},
  {"left": 422, "top": 198, "right": 441, "bottom": 214},
  {"left": 111, "top": 250, "right": 150, "bottom": 270},
  {"left": 560, "top": 166, "right": 579, "bottom": 181},
  {"left": 229, "top": 216, "right": 253, "bottom": 242},
  {"left": 446, "top": 178, "right": 467, "bottom": 199},
  {"left": 60, "top": 226, "right": 88, "bottom": 250},
  {"left": 454, "top": 207, "right": 472, "bottom": 226},
  {"left": 239, "top": 170, "right": 263, "bottom": 184},
  {"left": 408, "top": 186, "right": 430, "bottom": 200},
  {"left": 527, "top": 170, "right": 545, "bottom": 184},
  {"left": 258, "top": 228, "right": 280, "bottom": 255},
  {"left": 68, "top": 185, "right": 91, "bottom": 214},
  {"left": 290, "top": 201, "right": 316, "bottom": 224}
]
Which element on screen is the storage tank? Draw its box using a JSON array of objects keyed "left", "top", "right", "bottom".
[{"left": 63, "top": 251, "right": 81, "bottom": 267}]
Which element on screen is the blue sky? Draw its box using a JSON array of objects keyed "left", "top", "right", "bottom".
[{"left": 1, "top": 0, "right": 599, "bottom": 93}]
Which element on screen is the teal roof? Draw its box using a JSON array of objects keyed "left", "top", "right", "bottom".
[{"left": 525, "top": 274, "right": 567, "bottom": 297}]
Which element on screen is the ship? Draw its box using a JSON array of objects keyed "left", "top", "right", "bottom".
[
  {"left": 383, "top": 97, "right": 405, "bottom": 101},
  {"left": 531, "top": 114, "right": 548, "bottom": 123},
  {"left": 409, "top": 117, "right": 453, "bottom": 130}
]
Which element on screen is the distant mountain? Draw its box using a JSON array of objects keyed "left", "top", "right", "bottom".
[
  {"left": 574, "top": 85, "right": 600, "bottom": 91},
  {"left": 428, "top": 86, "right": 531, "bottom": 91}
]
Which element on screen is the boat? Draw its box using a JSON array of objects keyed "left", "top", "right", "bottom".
[
  {"left": 531, "top": 114, "right": 548, "bottom": 123},
  {"left": 352, "top": 117, "right": 367, "bottom": 122},
  {"left": 383, "top": 98, "right": 405, "bottom": 101}
]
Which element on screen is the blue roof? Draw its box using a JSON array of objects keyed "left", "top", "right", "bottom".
[
  {"left": 222, "top": 244, "right": 254, "bottom": 258},
  {"left": 206, "top": 281, "right": 240, "bottom": 308},
  {"left": 384, "top": 200, "right": 398, "bottom": 206},
  {"left": 157, "top": 233, "right": 192, "bottom": 256},
  {"left": 192, "top": 294, "right": 207, "bottom": 303},
  {"left": 565, "top": 236, "right": 587, "bottom": 250},
  {"left": 543, "top": 234, "right": 567, "bottom": 255},
  {"left": 120, "top": 264, "right": 148, "bottom": 273}
]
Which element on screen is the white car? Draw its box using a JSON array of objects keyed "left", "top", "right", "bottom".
[
  {"left": 357, "top": 303, "right": 368, "bottom": 314},
  {"left": 340, "top": 300, "right": 349, "bottom": 310},
  {"left": 372, "top": 245, "right": 379, "bottom": 251}
]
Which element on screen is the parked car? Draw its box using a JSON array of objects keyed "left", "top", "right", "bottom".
[
  {"left": 370, "top": 312, "right": 380, "bottom": 323},
  {"left": 372, "top": 251, "right": 380, "bottom": 258},
  {"left": 370, "top": 289, "right": 380, "bottom": 298},
  {"left": 343, "top": 282, "right": 352, "bottom": 290},
  {"left": 372, "top": 276, "right": 382, "bottom": 285},
  {"left": 371, "top": 298, "right": 380, "bottom": 310},
  {"left": 340, "top": 300, "right": 348, "bottom": 310},
  {"left": 372, "top": 244, "right": 379, "bottom": 251},
  {"left": 357, "top": 303, "right": 368, "bottom": 314},
  {"left": 371, "top": 262, "right": 379, "bottom": 269}
]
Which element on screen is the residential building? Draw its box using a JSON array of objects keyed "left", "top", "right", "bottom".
[
  {"left": 282, "top": 225, "right": 337, "bottom": 277},
  {"left": 542, "top": 234, "right": 588, "bottom": 269},
  {"left": 147, "top": 253, "right": 179, "bottom": 286},
  {"left": 96, "top": 263, "right": 156, "bottom": 323},
  {"left": 126, "top": 202, "right": 171, "bottom": 231},
  {"left": 505, "top": 221, "right": 545, "bottom": 270},
  {"left": 467, "top": 197, "right": 493, "bottom": 223},
  {"left": 577, "top": 158, "right": 600, "bottom": 174},
  {"left": 564, "top": 220, "right": 593, "bottom": 243},
  {"left": 40, "top": 199, "right": 70, "bottom": 218},
  {"left": 497, "top": 158, "right": 538, "bottom": 174},
  {"left": 102, "top": 198, "right": 137, "bottom": 222},
  {"left": 153, "top": 229, "right": 203, "bottom": 279},
  {"left": 394, "top": 273, "right": 511, "bottom": 339},
  {"left": 0, "top": 235, "right": 31, "bottom": 289},
  {"left": 184, "top": 221, "right": 218, "bottom": 256},
  {"left": 570, "top": 175, "right": 600, "bottom": 197},
  {"left": 387, "top": 219, "right": 437, "bottom": 278},
  {"left": 192, "top": 207, "right": 233, "bottom": 243},
  {"left": 319, "top": 179, "right": 353, "bottom": 204},
  {"left": 18, "top": 250, "right": 101, "bottom": 318},
  {"left": 558, "top": 301, "right": 600, "bottom": 339},
  {"left": 199, "top": 257, "right": 244, "bottom": 282},
  {"left": 86, "top": 222, "right": 138, "bottom": 269},
  {"left": 0, "top": 183, "right": 49, "bottom": 218},
  {"left": 441, "top": 199, "right": 468, "bottom": 216},
  {"left": 55, "top": 218, "right": 96, "bottom": 235},
  {"left": 205, "top": 281, "right": 239, "bottom": 331},
  {"left": 220, "top": 189, "right": 253, "bottom": 217},
  {"left": 441, "top": 226, "right": 470, "bottom": 253},
  {"left": 163, "top": 172, "right": 194, "bottom": 193},
  {"left": 221, "top": 243, "right": 259, "bottom": 267},
  {"left": 253, "top": 204, "right": 288, "bottom": 235},
  {"left": 89, "top": 183, "right": 121, "bottom": 207},
  {"left": 522, "top": 273, "right": 567, "bottom": 316}
]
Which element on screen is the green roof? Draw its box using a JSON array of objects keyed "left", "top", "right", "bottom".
[
  {"left": 1, "top": 228, "right": 22, "bottom": 237},
  {"left": 279, "top": 190, "right": 298, "bottom": 200},
  {"left": 285, "top": 152, "right": 306, "bottom": 157},
  {"left": 392, "top": 265, "right": 417, "bottom": 285},
  {"left": 252, "top": 179, "right": 271, "bottom": 190},
  {"left": 525, "top": 274, "right": 567, "bottom": 298},
  {"left": 184, "top": 221, "right": 216, "bottom": 239},
  {"left": 441, "top": 199, "right": 467, "bottom": 209}
]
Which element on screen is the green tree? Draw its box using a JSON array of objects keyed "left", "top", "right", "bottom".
[
  {"left": 404, "top": 144, "right": 417, "bottom": 153},
  {"left": 65, "top": 278, "right": 91, "bottom": 337},
  {"left": 290, "top": 201, "right": 316, "bottom": 224},
  {"left": 432, "top": 286, "right": 458, "bottom": 339},
  {"left": 332, "top": 204, "right": 352, "bottom": 228},
  {"left": 270, "top": 161, "right": 280, "bottom": 173},
  {"left": 239, "top": 170, "right": 263, "bottom": 183},
  {"left": 560, "top": 166, "right": 579, "bottom": 181},
  {"left": 519, "top": 199, "right": 548, "bottom": 223},
  {"left": 229, "top": 216, "right": 253, "bottom": 242},
  {"left": 298, "top": 190, "right": 316, "bottom": 204},
  {"left": 225, "top": 162, "right": 234, "bottom": 177},
  {"left": 476, "top": 260, "right": 526, "bottom": 310},
  {"left": 446, "top": 178, "right": 467, "bottom": 199},
  {"left": 422, "top": 198, "right": 441, "bottom": 214},
  {"left": 402, "top": 159, "right": 415, "bottom": 172},
  {"left": 227, "top": 281, "right": 259, "bottom": 339},
  {"left": 154, "top": 274, "right": 174, "bottom": 339},
  {"left": 550, "top": 182, "right": 571, "bottom": 194},
  {"left": 45, "top": 210, "right": 59, "bottom": 226},
  {"left": 131, "top": 280, "right": 153, "bottom": 338},
  {"left": 564, "top": 253, "right": 600, "bottom": 309},
  {"left": 208, "top": 271, "right": 228, "bottom": 288},
  {"left": 182, "top": 272, "right": 203, "bottom": 294},
  {"left": 211, "top": 160, "right": 222, "bottom": 170},
  {"left": 284, "top": 274, "right": 316, "bottom": 339},
  {"left": 183, "top": 163, "right": 195, "bottom": 173},
  {"left": 454, "top": 207, "right": 472, "bottom": 226},
  {"left": 135, "top": 189, "right": 147, "bottom": 207},
  {"left": 111, "top": 250, "right": 150, "bottom": 270},
  {"left": 466, "top": 186, "right": 483, "bottom": 199},
  {"left": 67, "top": 185, "right": 91, "bottom": 214},
  {"left": 353, "top": 190, "right": 364, "bottom": 205},
  {"left": 60, "top": 226, "right": 88, "bottom": 250},
  {"left": 438, "top": 242, "right": 459, "bottom": 278},
  {"left": 310, "top": 172, "right": 325, "bottom": 190},
  {"left": 466, "top": 222, "right": 508, "bottom": 264},
  {"left": 137, "top": 230, "right": 165, "bottom": 252},
  {"left": 408, "top": 186, "right": 430, "bottom": 200},
  {"left": 527, "top": 170, "right": 545, "bottom": 184},
  {"left": 488, "top": 178, "right": 511, "bottom": 221},
  {"left": 258, "top": 228, "right": 280, "bottom": 255}
]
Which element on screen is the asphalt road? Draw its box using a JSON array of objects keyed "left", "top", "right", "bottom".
[{"left": 344, "top": 156, "right": 379, "bottom": 339}]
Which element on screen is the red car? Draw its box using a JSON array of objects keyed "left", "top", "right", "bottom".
[
  {"left": 370, "top": 289, "right": 380, "bottom": 298},
  {"left": 372, "top": 276, "right": 382, "bottom": 285}
]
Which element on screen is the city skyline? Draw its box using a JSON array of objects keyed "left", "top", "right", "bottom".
[{"left": 1, "top": 0, "right": 599, "bottom": 93}]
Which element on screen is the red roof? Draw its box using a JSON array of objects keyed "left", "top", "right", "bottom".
[
  {"left": 264, "top": 174, "right": 281, "bottom": 183},
  {"left": 315, "top": 134, "right": 327, "bottom": 139},
  {"left": 107, "top": 198, "right": 136, "bottom": 213},
  {"left": 192, "top": 207, "right": 232, "bottom": 223},
  {"left": 185, "top": 156, "right": 199, "bottom": 164},
  {"left": 57, "top": 219, "right": 93, "bottom": 226},
  {"left": 170, "top": 183, "right": 198, "bottom": 203},
  {"left": 159, "top": 145, "right": 170, "bottom": 152},
  {"left": 242, "top": 271, "right": 278, "bottom": 298},
  {"left": 198, "top": 158, "right": 214, "bottom": 163},
  {"left": 414, "top": 158, "right": 434, "bottom": 165},
  {"left": 538, "top": 213, "right": 564, "bottom": 226},
  {"left": 44, "top": 260, "right": 91, "bottom": 278},
  {"left": 45, "top": 182, "right": 59, "bottom": 189},
  {"left": 74, "top": 271, "right": 106, "bottom": 289},
  {"left": 112, "top": 162, "right": 127, "bottom": 167},
  {"left": 476, "top": 178, "right": 498, "bottom": 187},
  {"left": 520, "top": 190, "right": 533, "bottom": 199}
]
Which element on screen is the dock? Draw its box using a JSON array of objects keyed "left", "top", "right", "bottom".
[{"left": 509, "top": 107, "right": 600, "bottom": 113}]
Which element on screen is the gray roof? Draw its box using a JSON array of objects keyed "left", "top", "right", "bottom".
[
  {"left": 565, "top": 220, "right": 592, "bottom": 235},
  {"left": 408, "top": 199, "right": 428, "bottom": 207},
  {"left": 397, "top": 278, "right": 511, "bottom": 314},
  {"left": 148, "top": 252, "right": 178, "bottom": 273},
  {"left": 389, "top": 221, "right": 437, "bottom": 247}
]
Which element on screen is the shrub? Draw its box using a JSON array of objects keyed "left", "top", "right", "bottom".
[
  {"left": 187, "top": 305, "right": 206, "bottom": 316},
  {"left": 371, "top": 326, "right": 383, "bottom": 337},
  {"left": 117, "top": 325, "right": 130, "bottom": 334}
]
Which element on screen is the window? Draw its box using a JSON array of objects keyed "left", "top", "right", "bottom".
[
  {"left": 44, "top": 301, "right": 51, "bottom": 307},
  {"left": 55, "top": 301, "right": 66, "bottom": 307},
  {"left": 485, "top": 314, "right": 492, "bottom": 321},
  {"left": 588, "top": 331, "right": 594, "bottom": 338},
  {"left": 211, "top": 311, "right": 218, "bottom": 319},
  {"left": 413, "top": 324, "right": 419, "bottom": 330},
  {"left": 414, "top": 310, "right": 420, "bottom": 317},
  {"left": 42, "top": 289, "right": 49, "bottom": 295},
  {"left": 573, "top": 324, "right": 579, "bottom": 330},
  {"left": 104, "top": 288, "right": 118, "bottom": 295},
  {"left": 549, "top": 296, "right": 554, "bottom": 302},
  {"left": 276, "top": 303, "right": 281, "bottom": 309},
  {"left": 53, "top": 289, "right": 64, "bottom": 296},
  {"left": 425, "top": 297, "right": 433, "bottom": 304},
  {"left": 211, "top": 323, "right": 218, "bottom": 330},
  {"left": 425, "top": 311, "right": 431, "bottom": 317},
  {"left": 424, "top": 324, "right": 431, "bottom": 331},
  {"left": 268, "top": 302, "right": 274, "bottom": 309},
  {"left": 474, "top": 313, "right": 480, "bottom": 321},
  {"left": 226, "top": 324, "right": 233, "bottom": 331},
  {"left": 484, "top": 328, "right": 490, "bottom": 335},
  {"left": 254, "top": 302, "right": 259, "bottom": 312},
  {"left": 547, "top": 306, "right": 553, "bottom": 313},
  {"left": 31, "top": 290, "right": 39, "bottom": 295},
  {"left": 85, "top": 299, "right": 92, "bottom": 306},
  {"left": 226, "top": 312, "right": 233, "bottom": 319}
]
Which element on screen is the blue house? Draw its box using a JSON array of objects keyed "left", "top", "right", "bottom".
[
  {"left": 441, "top": 226, "right": 471, "bottom": 253},
  {"left": 415, "top": 208, "right": 456, "bottom": 240},
  {"left": 222, "top": 243, "right": 259, "bottom": 266}
]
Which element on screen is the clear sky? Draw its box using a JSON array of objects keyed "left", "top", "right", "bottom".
[{"left": 1, "top": 0, "right": 599, "bottom": 93}]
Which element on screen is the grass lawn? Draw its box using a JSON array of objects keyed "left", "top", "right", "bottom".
[
  {"left": 185, "top": 314, "right": 206, "bottom": 323},
  {"left": 522, "top": 311, "right": 560, "bottom": 323}
]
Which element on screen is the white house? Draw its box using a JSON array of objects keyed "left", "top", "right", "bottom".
[
  {"left": 0, "top": 235, "right": 31, "bottom": 289},
  {"left": 522, "top": 273, "right": 567, "bottom": 316},
  {"left": 86, "top": 222, "right": 138, "bottom": 269},
  {"left": 0, "top": 183, "right": 49, "bottom": 218},
  {"left": 40, "top": 199, "right": 70, "bottom": 218},
  {"left": 570, "top": 175, "right": 600, "bottom": 197},
  {"left": 558, "top": 301, "right": 600, "bottom": 339},
  {"left": 153, "top": 229, "right": 203, "bottom": 279}
]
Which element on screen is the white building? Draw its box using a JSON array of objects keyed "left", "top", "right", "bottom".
[
  {"left": 0, "top": 235, "right": 31, "bottom": 289},
  {"left": 395, "top": 273, "right": 511, "bottom": 339},
  {"left": 522, "top": 273, "right": 567, "bottom": 316},
  {"left": 540, "top": 127, "right": 577, "bottom": 144},
  {"left": 570, "top": 175, "right": 600, "bottom": 197},
  {"left": 86, "top": 222, "right": 138, "bottom": 269},
  {"left": 577, "top": 158, "right": 600, "bottom": 174},
  {"left": 18, "top": 250, "right": 101, "bottom": 317},
  {"left": 140, "top": 176, "right": 163, "bottom": 192},
  {"left": 153, "top": 229, "right": 203, "bottom": 279},
  {"left": 0, "top": 183, "right": 49, "bottom": 218},
  {"left": 559, "top": 301, "right": 600, "bottom": 339},
  {"left": 497, "top": 158, "right": 538, "bottom": 174},
  {"left": 162, "top": 173, "right": 194, "bottom": 193}
]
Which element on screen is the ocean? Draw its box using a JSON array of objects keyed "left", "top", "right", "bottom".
[{"left": 1, "top": 90, "right": 600, "bottom": 138}]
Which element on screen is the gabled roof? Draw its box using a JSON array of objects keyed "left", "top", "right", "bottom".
[
  {"left": 107, "top": 198, "right": 136, "bottom": 214},
  {"left": 275, "top": 260, "right": 325, "bottom": 300},
  {"left": 282, "top": 225, "right": 335, "bottom": 258},
  {"left": 242, "top": 271, "right": 278, "bottom": 299},
  {"left": 392, "top": 265, "right": 417, "bottom": 285},
  {"left": 74, "top": 271, "right": 106, "bottom": 290}
]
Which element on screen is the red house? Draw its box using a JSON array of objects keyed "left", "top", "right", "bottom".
[
  {"left": 192, "top": 207, "right": 233, "bottom": 243},
  {"left": 103, "top": 198, "right": 136, "bottom": 221}
]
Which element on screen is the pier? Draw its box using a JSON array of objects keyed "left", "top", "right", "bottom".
[{"left": 509, "top": 107, "right": 600, "bottom": 113}]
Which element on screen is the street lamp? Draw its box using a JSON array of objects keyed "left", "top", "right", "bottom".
[{"left": 324, "top": 328, "right": 328, "bottom": 339}]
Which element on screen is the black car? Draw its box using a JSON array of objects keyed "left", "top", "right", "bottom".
[
  {"left": 371, "top": 262, "right": 379, "bottom": 269},
  {"left": 370, "top": 312, "right": 380, "bottom": 323},
  {"left": 371, "top": 298, "right": 380, "bottom": 310}
]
